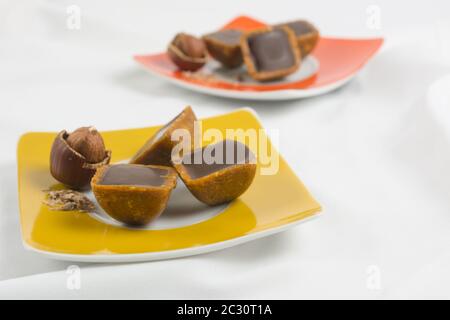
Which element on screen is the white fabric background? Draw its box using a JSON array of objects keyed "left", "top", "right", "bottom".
[{"left": 1, "top": 0, "right": 450, "bottom": 299}]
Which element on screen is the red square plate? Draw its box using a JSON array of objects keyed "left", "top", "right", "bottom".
[{"left": 134, "top": 15, "right": 383, "bottom": 100}]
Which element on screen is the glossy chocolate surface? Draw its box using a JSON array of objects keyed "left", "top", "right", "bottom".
[
  {"left": 247, "top": 29, "right": 296, "bottom": 72},
  {"left": 99, "top": 164, "right": 169, "bottom": 187},
  {"left": 182, "top": 140, "right": 254, "bottom": 179},
  {"left": 281, "top": 21, "right": 314, "bottom": 36},
  {"left": 151, "top": 112, "right": 177, "bottom": 142},
  {"left": 206, "top": 29, "right": 242, "bottom": 45},
  {"left": 132, "top": 111, "right": 177, "bottom": 160}
]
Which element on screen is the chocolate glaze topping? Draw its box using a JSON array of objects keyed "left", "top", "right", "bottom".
[
  {"left": 247, "top": 29, "right": 296, "bottom": 72},
  {"left": 182, "top": 140, "right": 255, "bottom": 179},
  {"left": 206, "top": 29, "right": 242, "bottom": 45},
  {"left": 99, "top": 164, "right": 169, "bottom": 187}
]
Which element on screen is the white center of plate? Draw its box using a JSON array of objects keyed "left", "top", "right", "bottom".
[
  {"left": 85, "top": 178, "right": 227, "bottom": 230},
  {"left": 202, "top": 55, "right": 319, "bottom": 85}
]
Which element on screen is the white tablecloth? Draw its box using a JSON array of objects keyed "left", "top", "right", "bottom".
[{"left": 1, "top": 0, "right": 450, "bottom": 299}]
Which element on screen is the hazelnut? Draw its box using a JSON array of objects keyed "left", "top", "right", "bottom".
[
  {"left": 167, "top": 33, "right": 207, "bottom": 71},
  {"left": 50, "top": 126, "right": 111, "bottom": 190},
  {"left": 173, "top": 33, "right": 206, "bottom": 59},
  {"left": 66, "top": 127, "right": 106, "bottom": 163}
]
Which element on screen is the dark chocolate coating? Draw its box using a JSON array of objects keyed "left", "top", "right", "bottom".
[
  {"left": 206, "top": 29, "right": 242, "bottom": 45},
  {"left": 282, "top": 21, "right": 314, "bottom": 36},
  {"left": 182, "top": 140, "right": 254, "bottom": 179},
  {"left": 247, "top": 29, "right": 296, "bottom": 72},
  {"left": 130, "top": 106, "right": 197, "bottom": 166},
  {"left": 99, "top": 164, "right": 169, "bottom": 187}
]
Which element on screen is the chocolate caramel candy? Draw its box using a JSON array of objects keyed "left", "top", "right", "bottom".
[
  {"left": 274, "top": 20, "right": 319, "bottom": 57},
  {"left": 172, "top": 140, "right": 257, "bottom": 206},
  {"left": 241, "top": 27, "right": 301, "bottom": 81},
  {"left": 130, "top": 106, "right": 197, "bottom": 166},
  {"left": 91, "top": 164, "right": 177, "bottom": 225},
  {"left": 202, "top": 29, "right": 244, "bottom": 68}
]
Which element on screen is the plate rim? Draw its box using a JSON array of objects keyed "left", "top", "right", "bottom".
[
  {"left": 138, "top": 62, "right": 357, "bottom": 101},
  {"left": 23, "top": 212, "right": 321, "bottom": 263}
]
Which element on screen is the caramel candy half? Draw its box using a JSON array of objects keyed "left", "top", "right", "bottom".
[
  {"left": 172, "top": 140, "right": 257, "bottom": 206},
  {"left": 92, "top": 164, "right": 177, "bottom": 225},
  {"left": 202, "top": 29, "right": 244, "bottom": 68},
  {"left": 274, "top": 20, "right": 319, "bottom": 57},
  {"left": 241, "top": 27, "right": 301, "bottom": 81},
  {"left": 130, "top": 106, "right": 197, "bottom": 166}
]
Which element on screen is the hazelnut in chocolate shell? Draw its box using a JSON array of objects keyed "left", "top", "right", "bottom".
[
  {"left": 167, "top": 33, "right": 207, "bottom": 71},
  {"left": 50, "top": 127, "right": 111, "bottom": 190}
]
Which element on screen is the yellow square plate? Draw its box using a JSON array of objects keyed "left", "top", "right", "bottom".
[{"left": 17, "top": 108, "right": 321, "bottom": 262}]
